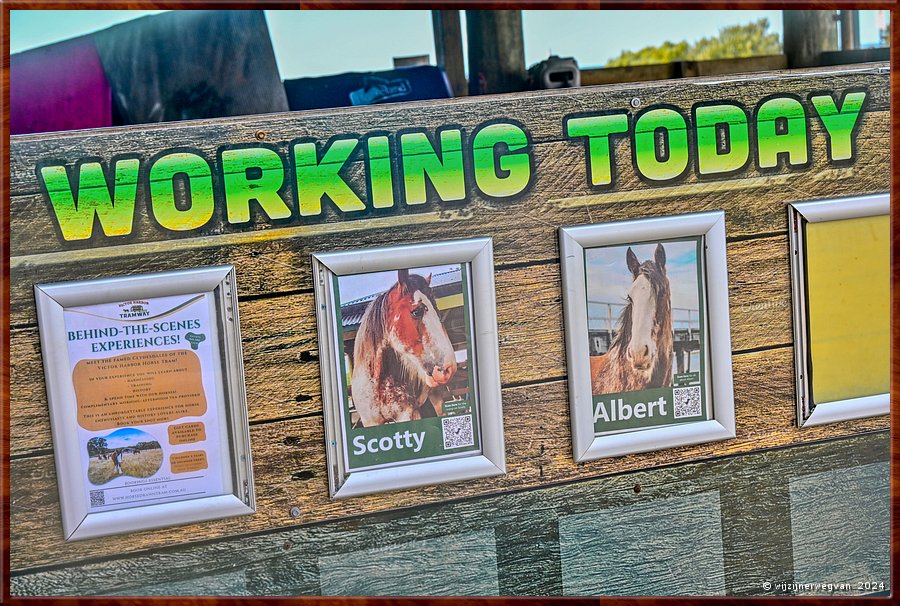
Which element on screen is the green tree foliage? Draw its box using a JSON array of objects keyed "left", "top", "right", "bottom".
[
  {"left": 606, "top": 18, "right": 782, "bottom": 67},
  {"left": 605, "top": 40, "right": 690, "bottom": 68},
  {"left": 87, "top": 437, "right": 108, "bottom": 456}
]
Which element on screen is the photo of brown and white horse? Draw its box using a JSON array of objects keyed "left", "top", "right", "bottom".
[
  {"left": 350, "top": 269, "right": 458, "bottom": 426},
  {"left": 590, "top": 243, "right": 673, "bottom": 394}
]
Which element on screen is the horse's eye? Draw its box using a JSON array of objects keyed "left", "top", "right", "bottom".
[{"left": 411, "top": 307, "right": 425, "bottom": 320}]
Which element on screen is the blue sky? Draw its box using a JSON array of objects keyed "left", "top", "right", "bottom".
[
  {"left": 96, "top": 427, "right": 159, "bottom": 449},
  {"left": 10, "top": 10, "right": 890, "bottom": 78},
  {"left": 586, "top": 240, "right": 699, "bottom": 311}
]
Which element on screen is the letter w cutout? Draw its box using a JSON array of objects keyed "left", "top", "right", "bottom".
[{"left": 39, "top": 159, "right": 140, "bottom": 241}]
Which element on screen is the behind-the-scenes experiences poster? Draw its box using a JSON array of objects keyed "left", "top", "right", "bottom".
[
  {"left": 333, "top": 263, "right": 480, "bottom": 472},
  {"left": 586, "top": 237, "right": 709, "bottom": 435},
  {"left": 64, "top": 293, "right": 230, "bottom": 512}
]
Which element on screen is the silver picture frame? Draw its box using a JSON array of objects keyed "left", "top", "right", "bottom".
[
  {"left": 788, "top": 193, "right": 890, "bottom": 427},
  {"left": 34, "top": 266, "right": 255, "bottom": 541},
  {"left": 312, "top": 237, "right": 505, "bottom": 499},
  {"left": 559, "top": 211, "right": 736, "bottom": 461}
]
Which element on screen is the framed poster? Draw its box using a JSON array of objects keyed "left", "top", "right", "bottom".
[
  {"left": 312, "top": 238, "right": 505, "bottom": 498},
  {"left": 560, "top": 212, "right": 736, "bottom": 461},
  {"left": 34, "top": 266, "right": 255, "bottom": 541},
  {"left": 788, "top": 193, "right": 889, "bottom": 427}
]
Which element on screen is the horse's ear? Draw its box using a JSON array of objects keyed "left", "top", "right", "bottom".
[
  {"left": 655, "top": 243, "right": 666, "bottom": 271},
  {"left": 626, "top": 247, "right": 640, "bottom": 277},
  {"left": 397, "top": 269, "right": 410, "bottom": 294},
  {"left": 425, "top": 273, "right": 432, "bottom": 285}
]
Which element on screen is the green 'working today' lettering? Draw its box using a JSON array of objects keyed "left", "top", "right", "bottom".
[
  {"left": 40, "top": 160, "right": 139, "bottom": 241},
  {"left": 565, "top": 91, "right": 866, "bottom": 184},
  {"left": 222, "top": 147, "right": 290, "bottom": 223},
  {"left": 40, "top": 121, "right": 534, "bottom": 241},
  {"left": 37, "top": 92, "right": 865, "bottom": 242}
]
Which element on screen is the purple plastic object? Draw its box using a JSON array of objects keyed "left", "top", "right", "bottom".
[{"left": 11, "top": 36, "right": 113, "bottom": 135}]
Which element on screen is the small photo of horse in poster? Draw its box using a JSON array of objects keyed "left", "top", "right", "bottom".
[
  {"left": 86, "top": 427, "right": 163, "bottom": 485},
  {"left": 585, "top": 238, "right": 708, "bottom": 434}
]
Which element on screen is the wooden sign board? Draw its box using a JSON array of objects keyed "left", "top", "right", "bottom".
[{"left": 7, "top": 64, "right": 889, "bottom": 578}]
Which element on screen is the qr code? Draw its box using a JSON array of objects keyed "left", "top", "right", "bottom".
[
  {"left": 442, "top": 414, "right": 474, "bottom": 449},
  {"left": 674, "top": 386, "right": 703, "bottom": 419},
  {"left": 90, "top": 490, "right": 105, "bottom": 507}
]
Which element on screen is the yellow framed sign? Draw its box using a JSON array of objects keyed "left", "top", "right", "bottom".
[{"left": 788, "top": 194, "right": 889, "bottom": 427}]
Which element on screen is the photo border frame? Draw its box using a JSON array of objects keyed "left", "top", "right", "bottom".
[
  {"left": 34, "top": 265, "right": 255, "bottom": 541},
  {"left": 788, "top": 193, "right": 890, "bottom": 427},
  {"left": 312, "top": 237, "right": 505, "bottom": 499},
  {"left": 559, "top": 211, "right": 736, "bottom": 461}
]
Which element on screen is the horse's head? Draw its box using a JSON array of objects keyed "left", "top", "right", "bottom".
[
  {"left": 384, "top": 269, "right": 457, "bottom": 388},
  {"left": 621, "top": 243, "right": 671, "bottom": 380}
]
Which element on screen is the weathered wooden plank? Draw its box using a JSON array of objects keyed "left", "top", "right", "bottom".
[
  {"left": 8, "top": 113, "right": 889, "bottom": 259},
  {"left": 559, "top": 490, "right": 727, "bottom": 595},
  {"left": 318, "top": 529, "right": 501, "bottom": 596},
  {"left": 8, "top": 69, "right": 888, "bottom": 255},
  {"left": 581, "top": 62, "right": 680, "bottom": 86},
  {"left": 105, "top": 571, "right": 253, "bottom": 597},
  {"left": 10, "top": 235, "right": 791, "bottom": 457},
  {"left": 683, "top": 54, "right": 788, "bottom": 77},
  {"left": 581, "top": 54, "right": 788, "bottom": 86},
  {"left": 726, "top": 235, "right": 792, "bottom": 350},
  {"left": 10, "top": 431, "right": 888, "bottom": 596},
  {"left": 9, "top": 115, "right": 888, "bottom": 318},
  {"left": 9, "top": 346, "right": 889, "bottom": 572},
  {"left": 12, "top": 99, "right": 884, "bottom": 324},
  {"left": 788, "top": 462, "right": 889, "bottom": 595},
  {"left": 495, "top": 513, "right": 563, "bottom": 596},
  {"left": 721, "top": 469, "right": 795, "bottom": 596}
]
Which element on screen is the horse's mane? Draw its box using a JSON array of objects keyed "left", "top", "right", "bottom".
[{"left": 355, "top": 273, "right": 437, "bottom": 384}]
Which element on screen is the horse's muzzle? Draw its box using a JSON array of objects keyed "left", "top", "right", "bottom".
[
  {"left": 427, "top": 362, "right": 456, "bottom": 387},
  {"left": 628, "top": 344, "right": 655, "bottom": 371}
]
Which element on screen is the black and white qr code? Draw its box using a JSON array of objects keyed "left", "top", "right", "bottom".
[
  {"left": 442, "top": 414, "right": 474, "bottom": 449},
  {"left": 89, "top": 490, "right": 105, "bottom": 507},
  {"left": 673, "top": 386, "right": 703, "bottom": 419}
]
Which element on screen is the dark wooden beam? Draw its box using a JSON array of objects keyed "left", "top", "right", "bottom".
[
  {"left": 840, "top": 10, "right": 861, "bottom": 51},
  {"left": 432, "top": 10, "right": 467, "bottom": 97},
  {"left": 782, "top": 10, "right": 839, "bottom": 68},
  {"left": 11, "top": 432, "right": 889, "bottom": 595},
  {"left": 465, "top": 10, "right": 525, "bottom": 95}
]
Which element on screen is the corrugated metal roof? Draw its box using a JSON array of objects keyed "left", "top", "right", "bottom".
[
  {"left": 342, "top": 310, "right": 366, "bottom": 327},
  {"left": 430, "top": 267, "right": 461, "bottom": 288}
]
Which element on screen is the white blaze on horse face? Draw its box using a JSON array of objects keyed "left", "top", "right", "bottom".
[
  {"left": 388, "top": 289, "right": 457, "bottom": 388},
  {"left": 415, "top": 290, "right": 457, "bottom": 387},
  {"left": 627, "top": 273, "right": 658, "bottom": 377}
]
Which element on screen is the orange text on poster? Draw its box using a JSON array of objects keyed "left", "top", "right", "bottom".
[
  {"left": 168, "top": 421, "right": 207, "bottom": 445},
  {"left": 73, "top": 350, "right": 207, "bottom": 431},
  {"left": 170, "top": 450, "right": 209, "bottom": 474}
]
